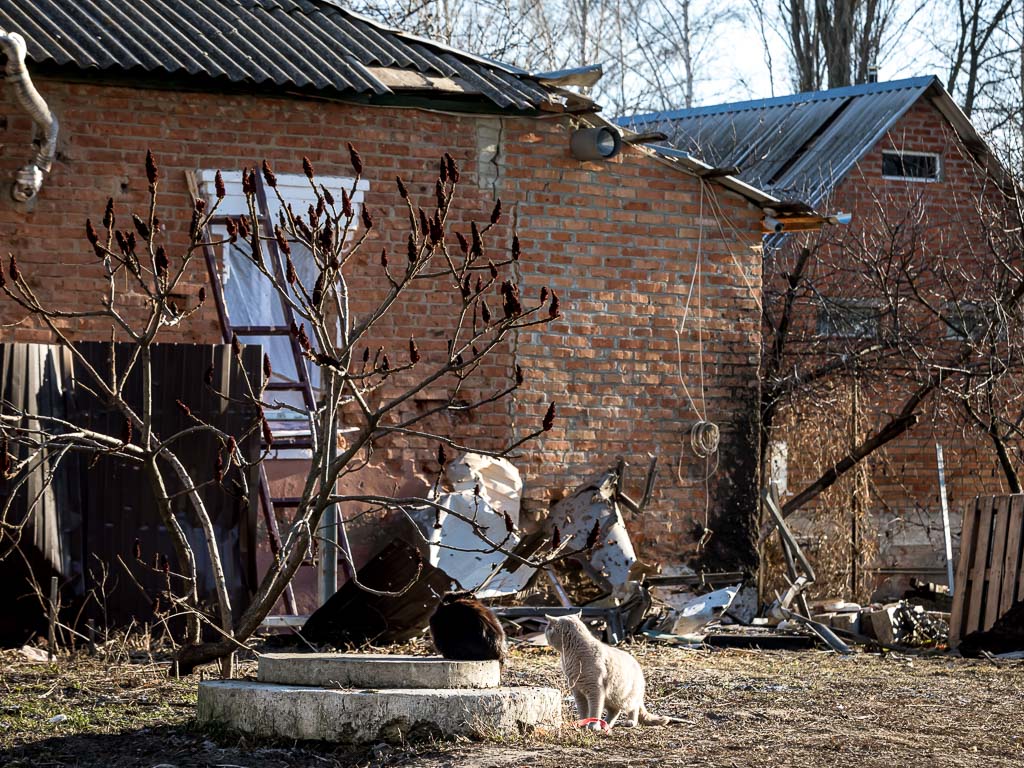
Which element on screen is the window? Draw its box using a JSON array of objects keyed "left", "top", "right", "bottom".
[
  {"left": 882, "top": 150, "right": 941, "bottom": 181},
  {"left": 945, "top": 301, "right": 1001, "bottom": 341},
  {"left": 196, "top": 170, "right": 370, "bottom": 424},
  {"left": 817, "top": 299, "right": 880, "bottom": 339}
]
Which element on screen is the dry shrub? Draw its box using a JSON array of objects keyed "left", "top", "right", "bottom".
[{"left": 763, "top": 380, "right": 879, "bottom": 604}]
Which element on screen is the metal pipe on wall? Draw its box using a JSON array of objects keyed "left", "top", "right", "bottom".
[{"left": 0, "top": 30, "right": 58, "bottom": 202}]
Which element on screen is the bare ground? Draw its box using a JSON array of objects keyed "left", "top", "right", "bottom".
[{"left": 1, "top": 641, "right": 1021, "bottom": 768}]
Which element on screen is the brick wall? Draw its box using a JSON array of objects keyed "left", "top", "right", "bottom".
[
  {"left": 775, "top": 99, "right": 1015, "bottom": 594},
  {"left": 0, "top": 77, "right": 765, "bottom": 569}
]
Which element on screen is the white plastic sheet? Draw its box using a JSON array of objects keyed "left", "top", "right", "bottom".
[{"left": 426, "top": 453, "right": 524, "bottom": 593}]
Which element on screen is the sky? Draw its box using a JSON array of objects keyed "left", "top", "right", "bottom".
[{"left": 685, "top": 5, "right": 947, "bottom": 107}]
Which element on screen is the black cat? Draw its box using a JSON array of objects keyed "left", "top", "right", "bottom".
[{"left": 428, "top": 591, "right": 507, "bottom": 663}]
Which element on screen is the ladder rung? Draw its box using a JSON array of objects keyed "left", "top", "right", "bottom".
[
  {"left": 234, "top": 325, "right": 294, "bottom": 335},
  {"left": 266, "top": 438, "right": 314, "bottom": 449},
  {"left": 264, "top": 381, "right": 311, "bottom": 391}
]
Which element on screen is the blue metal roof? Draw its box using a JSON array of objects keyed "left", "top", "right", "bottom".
[
  {"left": 619, "top": 77, "right": 940, "bottom": 205},
  {"left": 0, "top": 0, "right": 557, "bottom": 111}
]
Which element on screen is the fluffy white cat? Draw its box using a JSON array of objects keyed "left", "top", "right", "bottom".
[{"left": 545, "top": 612, "right": 682, "bottom": 729}]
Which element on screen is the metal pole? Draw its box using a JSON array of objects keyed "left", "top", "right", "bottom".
[
  {"left": 318, "top": 402, "right": 338, "bottom": 607},
  {"left": 936, "top": 443, "right": 956, "bottom": 596},
  {"left": 47, "top": 576, "right": 57, "bottom": 661}
]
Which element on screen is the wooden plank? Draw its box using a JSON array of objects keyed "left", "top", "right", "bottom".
[
  {"left": 1002, "top": 495, "right": 1024, "bottom": 615},
  {"left": 984, "top": 496, "right": 1010, "bottom": 630},
  {"left": 949, "top": 497, "right": 979, "bottom": 644},
  {"left": 965, "top": 496, "right": 995, "bottom": 638}
]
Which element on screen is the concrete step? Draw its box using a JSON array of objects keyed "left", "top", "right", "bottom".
[
  {"left": 258, "top": 653, "right": 500, "bottom": 689},
  {"left": 197, "top": 680, "right": 562, "bottom": 743}
]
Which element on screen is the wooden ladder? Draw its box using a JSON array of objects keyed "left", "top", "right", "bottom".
[{"left": 191, "top": 171, "right": 322, "bottom": 618}]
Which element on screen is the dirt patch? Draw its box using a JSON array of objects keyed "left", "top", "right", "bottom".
[{"left": 1, "top": 643, "right": 1022, "bottom": 767}]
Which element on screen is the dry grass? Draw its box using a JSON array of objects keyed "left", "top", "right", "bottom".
[{"left": 1, "top": 641, "right": 1022, "bottom": 768}]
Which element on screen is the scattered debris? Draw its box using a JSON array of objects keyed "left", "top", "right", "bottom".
[
  {"left": 778, "top": 608, "right": 853, "bottom": 654},
  {"left": 475, "top": 530, "right": 546, "bottom": 599},
  {"left": 424, "top": 453, "right": 524, "bottom": 594},
  {"left": 19, "top": 645, "right": 51, "bottom": 663},
  {"left": 701, "top": 627, "right": 817, "bottom": 651},
  {"left": 301, "top": 539, "right": 452, "bottom": 647},
  {"left": 548, "top": 465, "right": 640, "bottom": 591},
  {"left": 666, "top": 586, "right": 737, "bottom": 635}
]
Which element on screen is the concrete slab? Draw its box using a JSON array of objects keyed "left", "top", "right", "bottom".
[
  {"left": 258, "top": 653, "right": 499, "bottom": 689},
  {"left": 197, "top": 680, "right": 562, "bottom": 743}
]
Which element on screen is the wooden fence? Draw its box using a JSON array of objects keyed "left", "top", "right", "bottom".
[{"left": 949, "top": 494, "right": 1024, "bottom": 646}]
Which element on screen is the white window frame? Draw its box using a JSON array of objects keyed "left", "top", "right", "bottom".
[
  {"left": 196, "top": 170, "right": 370, "bottom": 458},
  {"left": 881, "top": 150, "right": 942, "bottom": 182}
]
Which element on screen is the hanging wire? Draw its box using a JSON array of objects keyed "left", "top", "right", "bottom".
[{"left": 690, "top": 420, "right": 721, "bottom": 458}]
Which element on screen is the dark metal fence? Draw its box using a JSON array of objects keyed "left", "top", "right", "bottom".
[{"left": 0, "top": 341, "right": 261, "bottom": 645}]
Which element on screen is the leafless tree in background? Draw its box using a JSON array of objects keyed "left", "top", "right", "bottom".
[
  {"left": 929, "top": 0, "right": 1024, "bottom": 173},
  {"left": 746, "top": 0, "right": 919, "bottom": 91},
  {"left": 939, "top": 0, "right": 1017, "bottom": 118}
]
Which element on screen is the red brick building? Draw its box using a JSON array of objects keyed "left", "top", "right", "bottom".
[
  {"left": 0, "top": 0, "right": 775, "bottom": 591},
  {"left": 625, "top": 77, "right": 1019, "bottom": 597}
]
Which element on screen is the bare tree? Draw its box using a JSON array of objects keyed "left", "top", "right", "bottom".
[
  {"left": 940, "top": 0, "right": 1017, "bottom": 118},
  {"left": 759, "top": 143, "right": 1024, "bottom": 596},
  {"left": 749, "top": 0, "right": 920, "bottom": 91},
  {"left": 0, "top": 148, "right": 568, "bottom": 674}
]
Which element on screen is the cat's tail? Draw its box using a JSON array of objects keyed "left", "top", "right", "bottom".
[{"left": 638, "top": 706, "right": 686, "bottom": 726}]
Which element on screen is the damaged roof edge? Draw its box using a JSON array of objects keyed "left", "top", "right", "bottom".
[
  {"left": 604, "top": 115, "right": 781, "bottom": 209},
  {"left": 650, "top": 144, "right": 782, "bottom": 208}
]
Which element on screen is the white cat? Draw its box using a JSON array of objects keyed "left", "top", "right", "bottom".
[{"left": 545, "top": 612, "right": 681, "bottom": 729}]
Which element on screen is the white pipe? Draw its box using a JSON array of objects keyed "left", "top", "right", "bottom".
[{"left": 0, "top": 30, "right": 58, "bottom": 202}]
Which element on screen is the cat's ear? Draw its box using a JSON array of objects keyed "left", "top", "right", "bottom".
[{"left": 543, "top": 614, "right": 559, "bottom": 622}]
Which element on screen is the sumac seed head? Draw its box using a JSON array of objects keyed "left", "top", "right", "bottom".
[
  {"left": 542, "top": 402, "right": 556, "bottom": 431},
  {"left": 145, "top": 149, "right": 159, "bottom": 186},
  {"left": 261, "top": 159, "right": 277, "bottom": 188},
  {"left": 347, "top": 142, "right": 363, "bottom": 175}
]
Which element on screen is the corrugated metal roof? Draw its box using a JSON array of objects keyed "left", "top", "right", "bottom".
[
  {"left": 0, "top": 0, "right": 558, "bottom": 110},
  {"left": 619, "top": 77, "right": 939, "bottom": 205}
]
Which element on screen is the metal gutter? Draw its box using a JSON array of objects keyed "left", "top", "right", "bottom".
[{"left": 649, "top": 144, "right": 782, "bottom": 208}]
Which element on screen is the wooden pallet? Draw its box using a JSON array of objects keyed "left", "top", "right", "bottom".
[{"left": 949, "top": 494, "right": 1024, "bottom": 646}]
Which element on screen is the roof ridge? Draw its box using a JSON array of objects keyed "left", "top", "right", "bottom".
[{"left": 622, "top": 75, "right": 939, "bottom": 126}]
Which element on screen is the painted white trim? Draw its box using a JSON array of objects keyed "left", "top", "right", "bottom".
[{"left": 196, "top": 170, "right": 370, "bottom": 222}]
